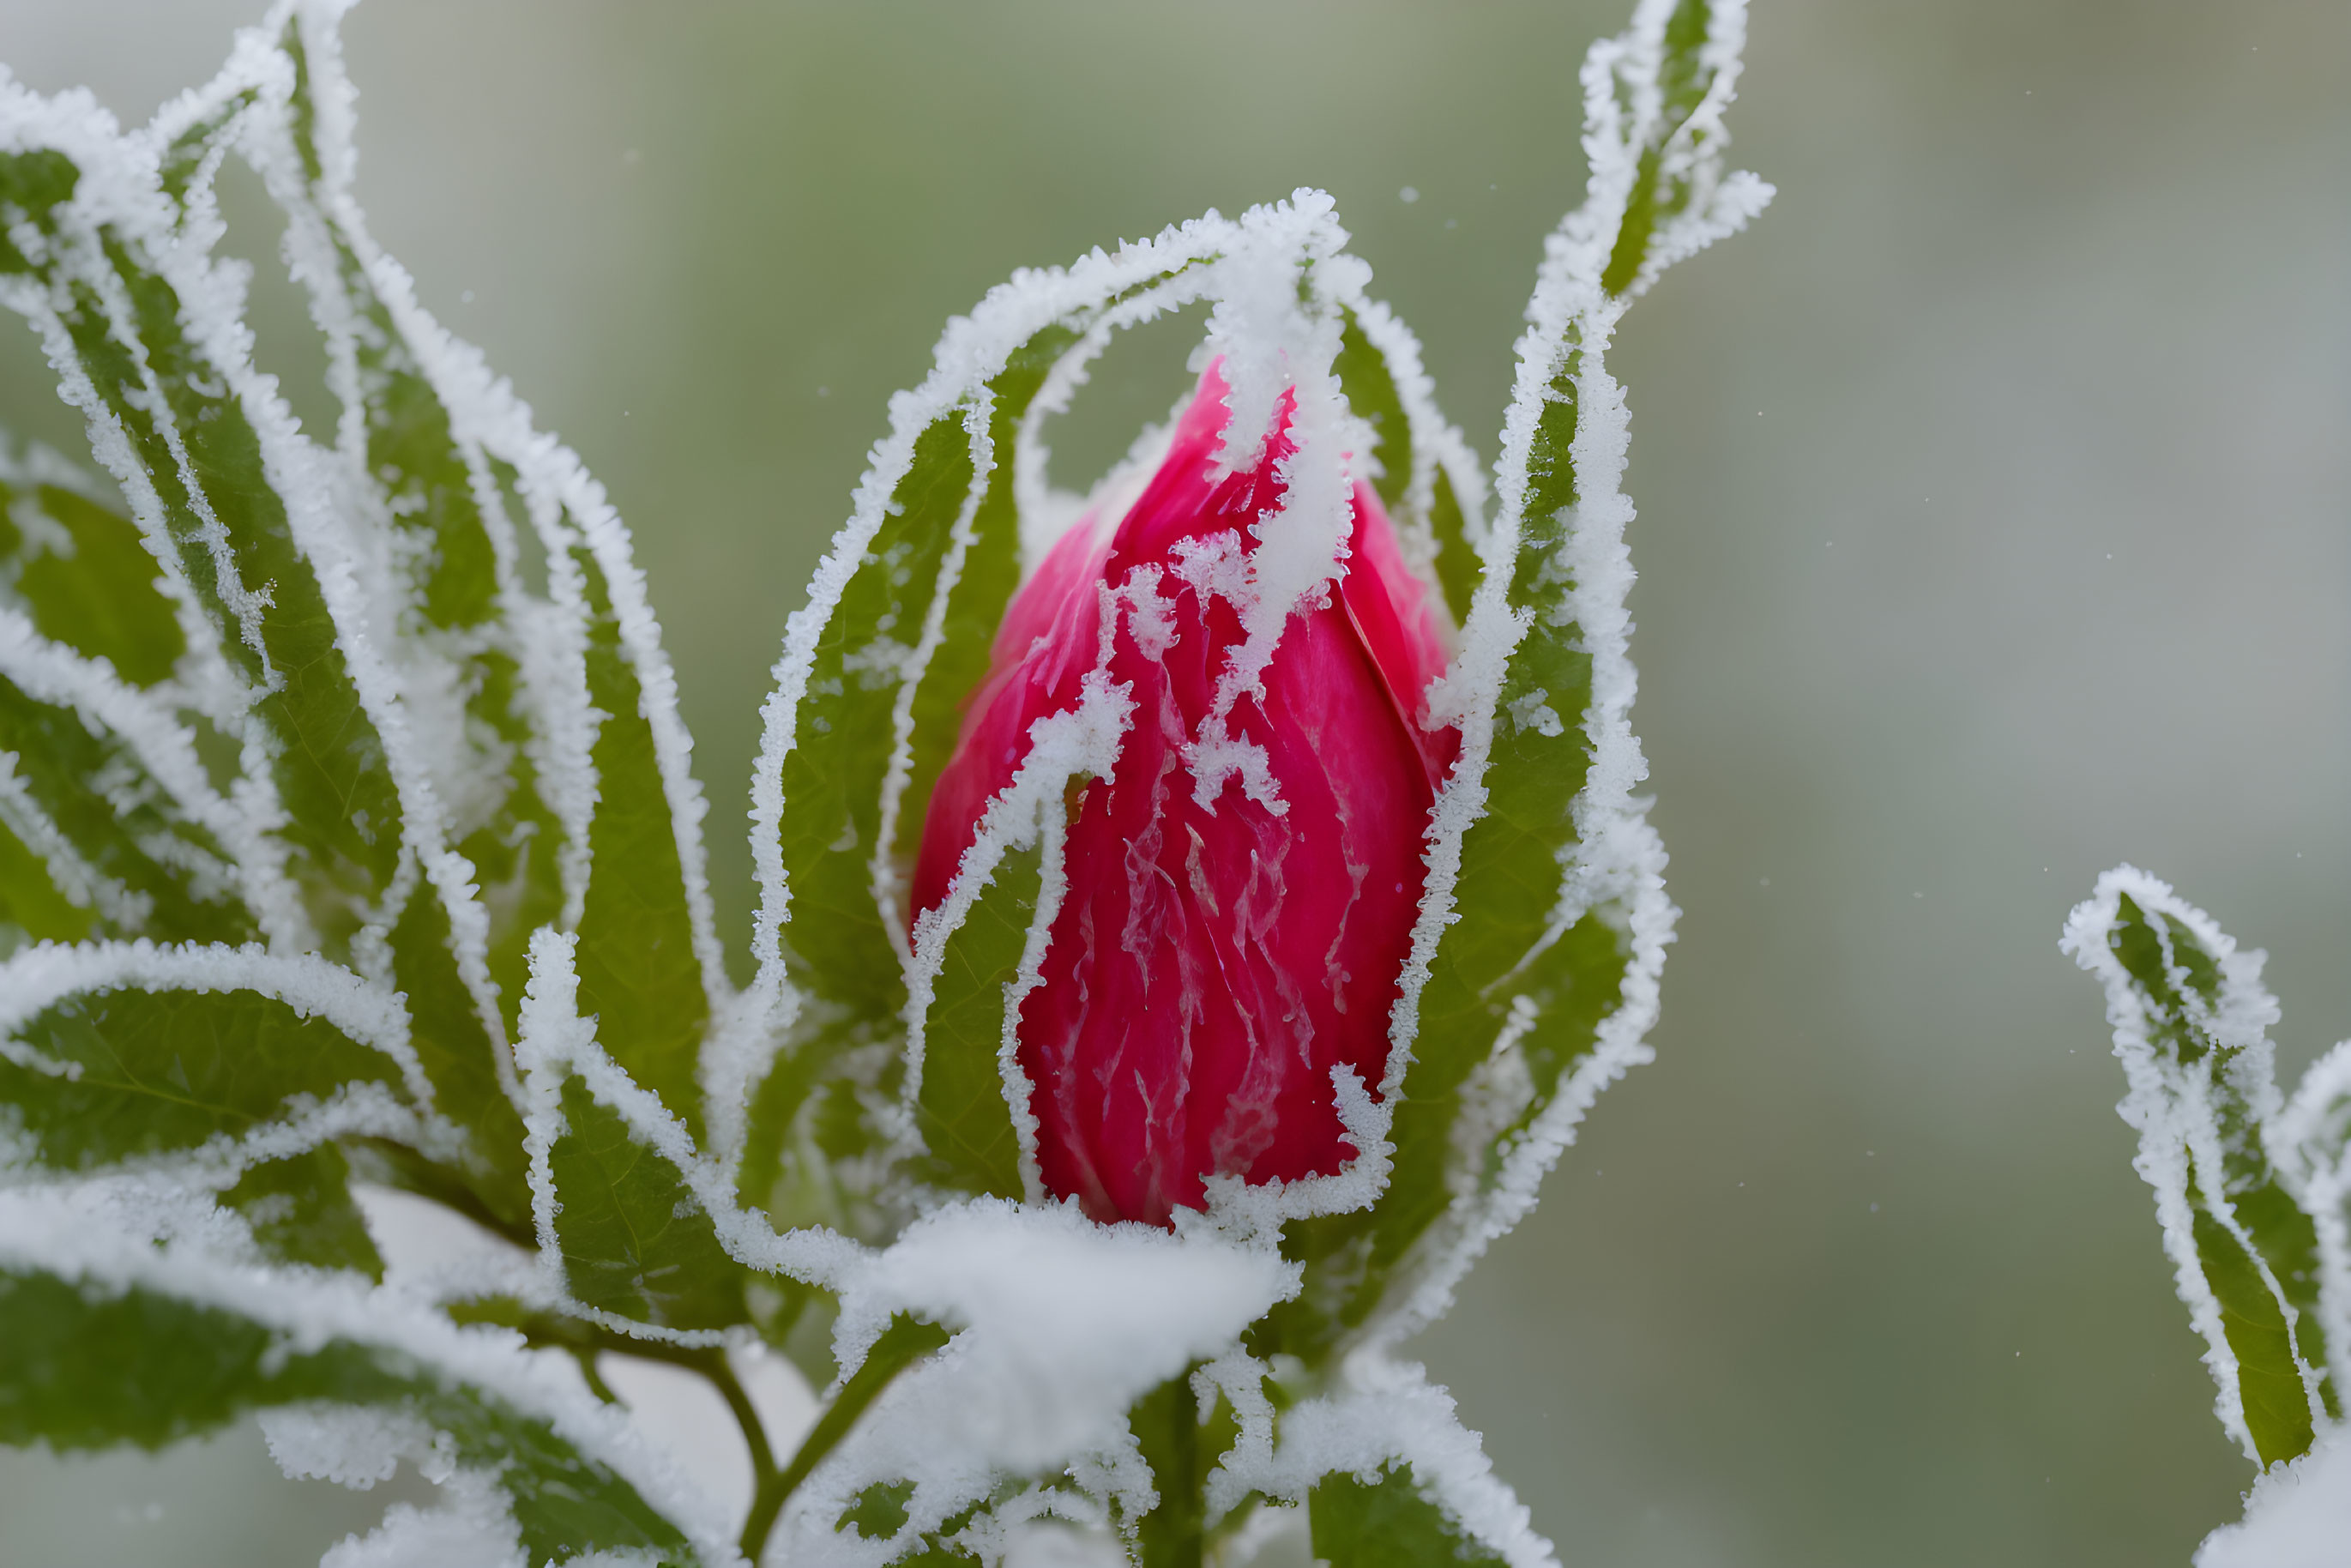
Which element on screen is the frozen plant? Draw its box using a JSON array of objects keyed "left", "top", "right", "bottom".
[
  {"left": 0, "top": 1, "right": 1766, "bottom": 1564},
  {"left": 2066, "top": 870, "right": 2351, "bottom": 1565}
]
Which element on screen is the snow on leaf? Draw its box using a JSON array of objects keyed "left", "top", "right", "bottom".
[{"left": 769, "top": 1198, "right": 1295, "bottom": 1565}]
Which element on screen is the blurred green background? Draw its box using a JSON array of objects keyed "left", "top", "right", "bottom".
[{"left": 2, "top": 1, "right": 2347, "bottom": 1563}]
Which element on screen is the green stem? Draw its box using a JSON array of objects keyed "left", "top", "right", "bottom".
[
  {"left": 615, "top": 1341, "right": 788, "bottom": 1564},
  {"left": 770, "top": 1315, "right": 952, "bottom": 1497},
  {"left": 707, "top": 1354, "right": 784, "bottom": 1563},
  {"left": 621, "top": 1317, "right": 946, "bottom": 1565}
]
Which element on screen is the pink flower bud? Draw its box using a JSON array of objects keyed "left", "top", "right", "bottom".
[{"left": 913, "top": 364, "right": 1458, "bottom": 1226}]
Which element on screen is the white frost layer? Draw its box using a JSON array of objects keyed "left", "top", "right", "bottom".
[
  {"left": 769, "top": 1200, "right": 1295, "bottom": 1565},
  {"left": 2198, "top": 1421, "right": 2351, "bottom": 1568},
  {"left": 835, "top": 1199, "right": 1296, "bottom": 1472},
  {"left": 320, "top": 1497, "right": 525, "bottom": 1568}
]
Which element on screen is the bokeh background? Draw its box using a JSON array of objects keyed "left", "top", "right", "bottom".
[{"left": 1, "top": 2, "right": 2346, "bottom": 1564}]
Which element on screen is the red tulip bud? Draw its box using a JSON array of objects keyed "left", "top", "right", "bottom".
[{"left": 913, "top": 363, "right": 1458, "bottom": 1226}]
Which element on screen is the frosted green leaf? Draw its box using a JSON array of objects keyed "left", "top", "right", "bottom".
[
  {"left": 387, "top": 879, "right": 531, "bottom": 1228},
  {"left": 1263, "top": 0, "right": 1764, "bottom": 1366},
  {"left": 546, "top": 528, "right": 709, "bottom": 1133},
  {"left": 220, "top": 1143, "right": 383, "bottom": 1277},
  {"left": 0, "top": 1260, "right": 702, "bottom": 1565},
  {"left": 911, "top": 842, "right": 1038, "bottom": 1202},
  {"left": 542, "top": 1072, "right": 748, "bottom": 1335},
  {"left": 1309, "top": 1463, "right": 1507, "bottom": 1568},
  {"left": 0, "top": 949, "right": 428, "bottom": 1175},
  {"left": 1329, "top": 305, "right": 1481, "bottom": 627},
  {"left": 264, "top": 16, "right": 570, "bottom": 1028},
  {"left": 2064, "top": 869, "right": 2335, "bottom": 1468},
  {"left": 0, "top": 815, "right": 93, "bottom": 945},
  {"left": 0, "top": 663, "right": 255, "bottom": 948},
  {"left": 772, "top": 318, "right": 1074, "bottom": 1034},
  {"left": 0, "top": 141, "right": 405, "bottom": 939},
  {"left": 773, "top": 412, "right": 974, "bottom": 1026},
  {"left": 738, "top": 1002, "right": 901, "bottom": 1239},
  {"left": 0, "top": 459, "right": 182, "bottom": 687}
]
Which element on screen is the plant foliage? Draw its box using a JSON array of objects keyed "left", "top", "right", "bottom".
[{"left": 0, "top": 1, "right": 1766, "bottom": 1562}]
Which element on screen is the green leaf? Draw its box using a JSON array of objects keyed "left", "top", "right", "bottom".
[
  {"left": 912, "top": 841, "right": 1040, "bottom": 1203},
  {"left": 1330, "top": 308, "right": 1480, "bottom": 631},
  {"left": 1600, "top": 0, "right": 1735, "bottom": 299},
  {"left": 2078, "top": 885, "right": 2334, "bottom": 1464},
  {"left": 0, "top": 813, "right": 94, "bottom": 947},
  {"left": 1308, "top": 1462, "right": 1506, "bottom": 1568},
  {"left": 1424, "top": 464, "right": 1480, "bottom": 630},
  {"left": 0, "top": 465, "right": 184, "bottom": 686},
  {"left": 386, "top": 871, "right": 532, "bottom": 1230},
  {"left": 840, "top": 1479, "right": 918, "bottom": 1539},
  {"left": 269, "top": 20, "right": 570, "bottom": 1034},
  {"left": 738, "top": 1001, "right": 903, "bottom": 1241},
  {"left": 0, "top": 141, "right": 405, "bottom": 944},
  {"left": 565, "top": 532, "right": 711, "bottom": 1135},
  {"left": 774, "top": 413, "right": 976, "bottom": 1025},
  {"left": 542, "top": 1073, "right": 747, "bottom": 1334},
  {"left": 220, "top": 1143, "right": 383, "bottom": 1277},
  {"left": 0, "top": 660, "right": 256, "bottom": 948},
  {"left": 890, "top": 327, "right": 1078, "bottom": 881},
  {"left": 2191, "top": 1196, "right": 2316, "bottom": 1465},
  {"left": 1334, "top": 312, "right": 1414, "bottom": 516},
  {"left": 0, "top": 1261, "right": 701, "bottom": 1565},
  {"left": 0, "top": 956, "right": 425, "bottom": 1173}
]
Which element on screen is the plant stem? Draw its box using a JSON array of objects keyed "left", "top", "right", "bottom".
[
  {"left": 618, "top": 1341, "right": 787, "bottom": 1564},
  {"left": 643, "top": 1317, "right": 949, "bottom": 1566},
  {"left": 762, "top": 1314, "right": 950, "bottom": 1519},
  {"left": 706, "top": 1353, "right": 784, "bottom": 1564}
]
